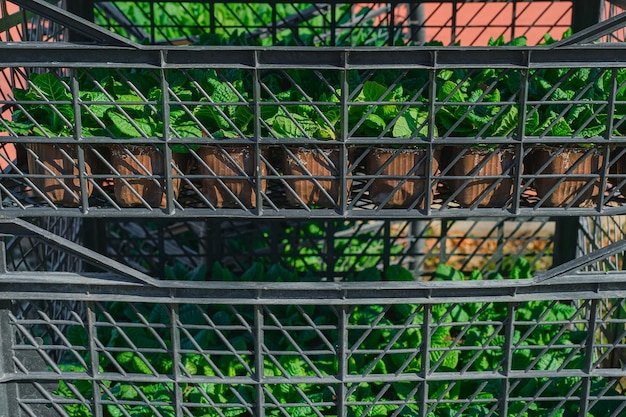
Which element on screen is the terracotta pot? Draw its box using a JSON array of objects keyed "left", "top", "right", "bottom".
[
  {"left": 198, "top": 145, "right": 266, "bottom": 208},
  {"left": 27, "top": 143, "right": 93, "bottom": 206},
  {"left": 532, "top": 146, "right": 604, "bottom": 207},
  {"left": 448, "top": 146, "right": 515, "bottom": 208},
  {"left": 364, "top": 147, "right": 440, "bottom": 208},
  {"left": 110, "top": 145, "right": 183, "bottom": 208},
  {"left": 282, "top": 146, "right": 350, "bottom": 208}
]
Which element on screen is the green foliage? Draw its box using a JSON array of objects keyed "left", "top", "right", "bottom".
[
  {"left": 193, "top": 72, "right": 253, "bottom": 138},
  {"left": 260, "top": 220, "right": 404, "bottom": 276},
  {"left": 435, "top": 68, "right": 519, "bottom": 147},
  {"left": 53, "top": 259, "right": 624, "bottom": 416},
  {"left": 526, "top": 66, "right": 608, "bottom": 144},
  {"left": 3, "top": 32, "right": 617, "bottom": 148},
  {"left": 3, "top": 67, "right": 259, "bottom": 151},
  {"left": 346, "top": 79, "right": 432, "bottom": 143}
]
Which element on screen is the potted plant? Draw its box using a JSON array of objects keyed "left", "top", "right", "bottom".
[
  {"left": 108, "top": 144, "right": 187, "bottom": 208},
  {"left": 345, "top": 79, "right": 441, "bottom": 208},
  {"left": 274, "top": 113, "right": 346, "bottom": 208},
  {"left": 193, "top": 74, "right": 265, "bottom": 209},
  {"left": 362, "top": 110, "right": 441, "bottom": 209},
  {"left": 3, "top": 72, "right": 98, "bottom": 206},
  {"left": 436, "top": 71, "right": 519, "bottom": 208},
  {"left": 262, "top": 70, "right": 344, "bottom": 208},
  {"left": 103, "top": 78, "right": 192, "bottom": 208},
  {"left": 364, "top": 145, "right": 441, "bottom": 209},
  {"left": 196, "top": 135, "right": 264, "bottom": 209},
  {"left": 530, "top": 142, "right": 605, "bottom": 208},
  {"left": 524, "top": 67, "right": 608, "bottom": 207}
]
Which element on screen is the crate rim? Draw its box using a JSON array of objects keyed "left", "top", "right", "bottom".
[
  {"left": 3, "top": 42, "right": 626, "bottom": 69},
  {"left": 0, "top": 270, "right": 624, "bottom": 305}
]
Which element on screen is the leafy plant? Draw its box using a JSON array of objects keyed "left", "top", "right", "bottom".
[
  {"left": 526, "top": 66, "right": 608, "bottom": 144},
  {"left": 4, "top": 68, "right": 206, "bottom": 153},
  {"left": 435, "top": 68, "right": 519, "bottom": 148},
  {"left": 262, "top": 69, "right": 340, "bottom": 140},
  {"left": 2, "top": 30, "right": 614, "bottom": 150},
  {"left": 52, "top": 259, "right": 624, "bottom": 416},
  {"left": 348, "top": 79, "right": 433, "bottom": 144},
  {"left": 193, "top": 70, "right": 254, "bottom": 139}
]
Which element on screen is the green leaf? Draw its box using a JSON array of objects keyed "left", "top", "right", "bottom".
[
  {"left": 510, "top": 257, "right": 532, "bottom": 279},
  {"left": 438, "top": 80, "right": 467, "bottom": 103},
  {"left": 364, "top": 113, "right": 386, "bottom": 131},
  {"left": 384, "top": 265, "right": 413, "bottom": 281},
  {"left": 211, "top": 261, "right": 235, "bottom": 281},
  {"left": 361, "top": 81, "right": 388, "bottom": 102},
  {"left": 535, "top": 352, "right": 563, "bottom": 371},
  {"left": 580, "top": 121, "right": 606, "bottom": 138},
  {"left": 434, "top": 264, "right": 464, "bottom": 281},
  {"left": 449, "top": 304, "right": 470, "bottom": 323},
  {"left": 468, "top": 269, "right": 483, "bottom": 281},
  {"left": 194, "top": 103, "right": 229, "bottom": 131},
  {"left": 549, "top": 117, "right": 573, "bottom": 136},
  {"left": 211, "top": 81, "right": 240, "bottom": 103},
  {"left": 285, "top": 406, "right": 316, "bottom": 417},
  {"left": 116, "top": 351, "right": 134, "bottom": 366},
  {"left": 106, "top": 404, "right": 125, "bottom": 417},
  {"left": 491, "top": 105, "right": 518, "bottom": 137},
  {"left": 393, "top": 108, "right": 429, "bottom": 138},
  {"left": 283, "top": 357, "right": 307, "bottom": 377},
  {"left": 1, "top": 120, "right": 33, "bottom": 135},
  {"left": 353, "top": 267, "right": 382, "bottom": 281},
  {"left": 224, "top": 407, "right": 247, "bottom": 417},
  {"left": 431, "top": 325, "right": 451, "bottom": 346},
  {"left": 80, "top": 92, "right": 116, "bottom": 129},
  {"left": 267, "top": 263, "right": 297, "bottom": 282},
  {"left": 369, "top": 404, "right": 396, "bottom": 416},
  {"left": 31, "top": 123, "right": 61, "bottom": 137},
  {"left": 394, "top": 382, "right": 421, "bottom": 401},
  {"left": 66, "top": 325, "right": 89, "bottom": 347},
  {"left": 272, "top": 114, "right": 319, "bottom": 138},
  {"left": 508, "top": 36, "right": 528, "bottom": 47},
  {"left": 233, "top": 105, "right": 254, "bottom": 131},
  {"left": 171, "top": 120, "right": 202, "bottom": 138},
  {"left": 240, "top": 262, "right": 265, "bottom": 282},
  {"left": 112, "top": 383, "right": 139, "bottom": 400},
  {"left": 524, "top": 110, "right": 540, "bottom": 135},
  {"left": 107, "top": 109, "right": 153, "bottom": 137},
  {"left": 132, "top": 355, "right": 153, "bottom": 374},
  {"left": 112, "top": 92, "right": 146, "bottom": 111},
  {"left": 31, "top": 72, "right": 71, "bottom": 101},
  {"left": 184, "top": 358, "right": 198, "bottom": 375}
]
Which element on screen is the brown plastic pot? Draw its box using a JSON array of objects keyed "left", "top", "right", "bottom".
[
  {"left": 448, "top": 146, "right": 515, "bottom": 208},
  {"left": 110, "top": 145, "right": 184, "bottom": 208},
  {"left": 282, "top": 146, "right": 350, "bottom": 208},
  {"left": 27, "top": 143, "right": 93, "bottom": 206},
  {"left": 364, "top": 147, "right": 440, "bottom": 208},
  {"left": 531, "top": 146, "right": 604, "bottom": 207},
  {"left": 198, "top": 145, "right": 266, "bottom": 208}
]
